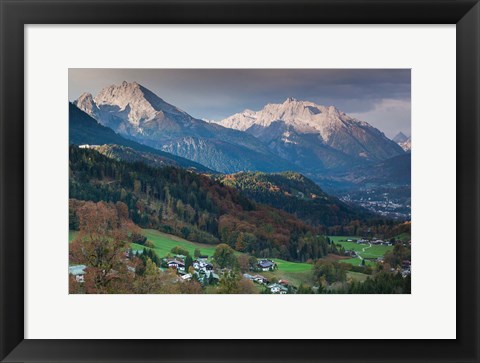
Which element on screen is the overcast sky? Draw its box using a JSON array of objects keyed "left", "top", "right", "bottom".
[{"left": 69, "top": 69, "right": 411, "bottom": 138}]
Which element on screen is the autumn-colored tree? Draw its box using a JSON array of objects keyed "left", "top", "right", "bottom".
[
  {"left": 236, "top": 254, "right": 251, "bottom": 273},
  {"left": 217, "top": 271, "right": 241, "bottom": 294},
  {"left": 238, "top": 278, "right": 256, "bottom": 294},
  {"left": 69, "top": 201, "right": 131, "bottom": 293},
  {"left": 134, "top": 258, "right": 163, "bottom": 294},
  {"left": 178, "top": 280, "right": 203, "bottom": 294},
  {"left": 213, "top": 244, "right": 236, "bottom": 269}
]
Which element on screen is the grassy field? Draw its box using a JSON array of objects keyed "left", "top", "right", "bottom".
[
  {"left": 329, "top": 236, "right": 393, "bottom": 266},
  {"left": 260, "top": 269, "right": 315, "bottom": 287},
  {"left": 271, "top": 259, "right": 313, "bottom": 272},
  {"left": 339, "top": 257, "right": 375, "bottom": 267},
  {"left": 261, "top": 259, "right": 315, "bottom": 287},
  {"left": 131, "top": 229, "right": 218, "bottom": 258}
]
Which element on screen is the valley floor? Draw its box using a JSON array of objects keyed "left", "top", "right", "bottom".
[{"left": 69, "top": 229, "right": 398, "bottom": 293}]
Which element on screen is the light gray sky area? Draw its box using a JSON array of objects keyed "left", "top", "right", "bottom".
[{"left": 69, "top": 69, "right": 411, "bottom": 138}]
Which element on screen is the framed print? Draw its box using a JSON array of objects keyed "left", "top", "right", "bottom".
[{"left": 1, "top": 0, "right": 479, "bottom": 362}]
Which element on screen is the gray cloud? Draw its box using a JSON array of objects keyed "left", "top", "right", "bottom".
[{"left": 69, "top": 68, "right": 410, "bottom": 138}]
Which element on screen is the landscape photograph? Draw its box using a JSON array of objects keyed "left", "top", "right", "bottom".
[{"left": 68, "top": 69, "right": 411, "bottom": 294}]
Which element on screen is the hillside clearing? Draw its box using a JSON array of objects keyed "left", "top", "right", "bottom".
[{"left": 329, "top": 236, "right": 393, "bottom": 265}]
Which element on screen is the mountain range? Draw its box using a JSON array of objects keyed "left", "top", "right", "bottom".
[
  {"left": 75, "top": 82, "right": 405, "bottom": 174},
  {"left": 72, "top": 81, "right": 410, "bottom": 196},
  {"left": 214, "top": 97, "right": 405, "bottom": 171},
  {"left": 75, "top": 82, "right": 295, "bottom": 174}
]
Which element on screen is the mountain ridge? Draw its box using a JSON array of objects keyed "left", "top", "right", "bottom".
[
  {"left": 214, "top": 97, "right": 405, "bottom": 171},
  {"left": 75, "top": 82, "right": 297, "bottom": 174},
  {"left": 218, "top": 171, "right": 375, "bottom": 227},
  {"left": 69, "top": 102, "right": 214, "bottom": 172}
]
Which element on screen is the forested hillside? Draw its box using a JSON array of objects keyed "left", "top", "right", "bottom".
[
  {"left": 69, "top": 146, "right": 332, "bottom": 262},
  {"left": 219, "top": 171, "right": 375, "bottom": 227}
]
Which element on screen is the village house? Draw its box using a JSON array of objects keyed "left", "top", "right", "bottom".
[
  {"left": 257, "top": 259, "right": 276, "bottom": 271},
  {"left": 69, "top": 264, "right": 86, "bottom": 282},
  {"left": 252, "top": 274, "right": 268, "bottom": 284},
  {"left": 167, "top": 259, "right": 185, "bottom": 271},
  {"left": 268, "top": 283, "right": 288, "bottom": 294},
  {"left": 193, "top": 259, "right": 213, "bottom": 272}
]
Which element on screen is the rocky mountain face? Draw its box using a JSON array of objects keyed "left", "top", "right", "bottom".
[
  {"left": 75, "top": 82, "right": 295, "bottom": 173},
  {"left": 214, "top": 98, "right": 405, "bottom": 171},
  {"left": 69, "top": 102, "right": 213, "bottom": 172},
  {"left": 393, "top": 132, "right": 411, "bottom": 152}
]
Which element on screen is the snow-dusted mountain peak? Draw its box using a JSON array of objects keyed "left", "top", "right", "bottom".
[
  {"left": 75, "top": 92, "right": 97, "bottom": 116},
  {"left": 214, "top": 98, "right": 404, "bottom": 164},
  {"left": 214, "top": 99, "right": 353, "bottom": 137},
  {"left": 75, "top": 81, "right": 192, "bottom": 127}
]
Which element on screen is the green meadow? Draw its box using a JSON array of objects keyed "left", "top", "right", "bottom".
[
  {"left": 131, "top": 229, "right": 217, "bottom": 258},
  {"left": 70, "top": 230, "right": 383, "bottom": 286},
  {"left": 271, "top": 258, "right": 313, "bottom": 272},
  {"left": 329, "top": 236, "right": 393, "bottom": 266}
]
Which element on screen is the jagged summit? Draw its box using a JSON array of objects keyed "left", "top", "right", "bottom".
[
  {"left": 214, "top": 98, "right": 404, "bottom": 165},
  {"left": 216, "top": 99, "right": 369, "bottom": 141},
  {"left": 83, "top": 81, "right": 189, "bottom": 126}
]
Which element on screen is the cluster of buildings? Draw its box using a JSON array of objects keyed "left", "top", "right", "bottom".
[
  {"left": 165, "top": 255, "right": 219, "bottom": 284},
  {"left": 242, "top": 272, "right": 289, "bottom": 294},
  {"left": 243, "top": 273, "right": 268, "bottom": 284},
  {"left": 355, "top": 238, "right": 393, "bottom": 246}
]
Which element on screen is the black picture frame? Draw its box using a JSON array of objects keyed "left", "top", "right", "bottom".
[{"left": 1, "top": 0, "right": 479, "bottom": 362}]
